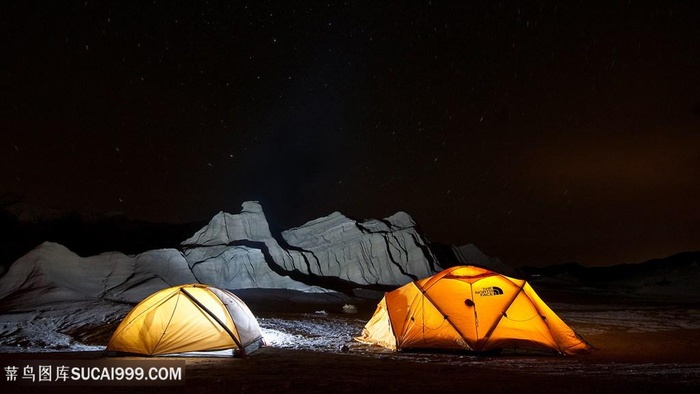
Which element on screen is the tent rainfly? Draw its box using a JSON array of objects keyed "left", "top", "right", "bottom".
[
  {"left": 355, "top": 265, "right": 592, "bottom": 355},
  {"left": 107, "top": 284, "right": 264, "bottom": 356}
]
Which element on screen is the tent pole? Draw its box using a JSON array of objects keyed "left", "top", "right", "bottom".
[
  {"left": 414, "top": 282, "right": 475, "bottom": 350},
  {"left": 180, "top": 288, "right": 246, "bottom": 357},
  {"left": 477, "top": 280, "right": 527, "bottom": 350}
]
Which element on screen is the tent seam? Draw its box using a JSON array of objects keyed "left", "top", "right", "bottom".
[
  {"left": 180, "top": 287, "right": 245, "bottom": 355},
  {"left": 414, "top": 280, "right": 474, "bottom": 350},
  {"left": 152, "top": 290, "right": 181, "bottom": 355},
  {"left": 478, "top": 280, "right": 526, "bottom": 350},
  {"left": 107, "top": 288, "right": 180, "bottom": 349}
]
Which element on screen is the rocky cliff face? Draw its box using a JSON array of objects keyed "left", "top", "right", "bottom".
[
  {"left": 0, "top": 201, "right": 440, "bottom": 311},
  {"left": 282, "top": 210, "right": 437, "bottom": 286},
  {"left": 181, "top": 201, "right": 438, "bottom": 293},
  {"left": 0, "top": 242, "right": 197, "bottom": 310}
]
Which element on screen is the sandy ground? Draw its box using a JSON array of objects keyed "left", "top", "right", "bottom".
[{"left": 1, "top": 292, "right": 699, "bottom": 393}]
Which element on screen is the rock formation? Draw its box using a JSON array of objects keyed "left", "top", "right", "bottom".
[
  {"left": 0, "top": 201, "right": 440, "bottom": 311},
  {"left": 0, "top": 242, "right": 197, "bottom": 310},
  {"left": 182, "top": 201, "right": 439, "bottom": 292}
]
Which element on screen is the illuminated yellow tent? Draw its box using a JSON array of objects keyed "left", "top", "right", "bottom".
[
  {"left": 107, "top": 284, "right": 264, "bottom": 356},
  {"left": 355, "top": 266, "right": 592, "bottom": 355}
]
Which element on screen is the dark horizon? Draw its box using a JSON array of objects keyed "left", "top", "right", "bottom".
[{"left": 2, "top": 2, "right": 699, "bottom": 268}]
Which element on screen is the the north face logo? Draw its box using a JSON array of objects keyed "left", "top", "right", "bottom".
[{"left": 475, "top": 286, "right": 504, "bottom": 297}]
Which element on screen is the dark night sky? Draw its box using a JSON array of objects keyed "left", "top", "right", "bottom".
[{"left": 2, "top": 1, "right": 699, "bottom": 267}]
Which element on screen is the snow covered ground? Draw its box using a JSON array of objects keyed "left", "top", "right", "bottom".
[
  {"left": 0, "top": 301, "right": 130, "bottom": 353},
  {"left": 1, "top": 299, "right": 698, "bottom": 354},
  {"left": 1, "top": 298, "right": 699, "bottom": 388}
]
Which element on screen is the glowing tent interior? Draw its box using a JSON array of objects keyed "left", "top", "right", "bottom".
[
  {"left": 355, "top": 265, "right": 592, "bottom": 355},
  {"left": 107, "top": 284, "right": 264, "bottom": 356}
]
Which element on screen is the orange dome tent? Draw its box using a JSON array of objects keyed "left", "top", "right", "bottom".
[
  {"left": 355, "top": 266, "right": 591, "bottom": 355},
  {"left": 107, "top": 284, "right": 264, "bottom": 357}
]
